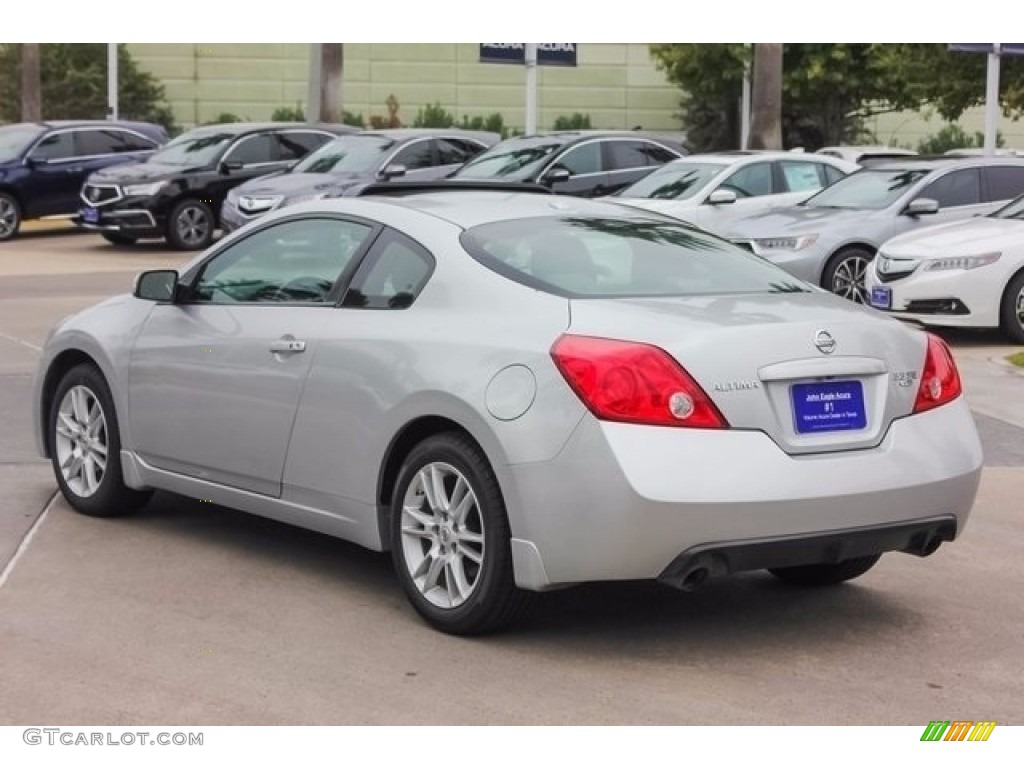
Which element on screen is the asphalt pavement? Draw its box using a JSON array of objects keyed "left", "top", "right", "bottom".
[{"left": 1, "top": 229, "right": 1022, "bottom": 725}]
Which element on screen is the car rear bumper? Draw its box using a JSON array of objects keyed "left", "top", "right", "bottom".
[{"left": 504, "top": 397, "right": 982, "bottom": 590}]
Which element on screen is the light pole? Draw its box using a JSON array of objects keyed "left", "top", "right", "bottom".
[{"left": 107, "top": 43, "right": 118, "bottom": 120}]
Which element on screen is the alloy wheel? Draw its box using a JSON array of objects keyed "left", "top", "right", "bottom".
[
  {"left": 400, "top": 462, "right": 485, "bottom": 609},
  {"left": 830, "top": 254, "right": 871, "bottom": 304},
  {"left": 54, "top": 385, "right": 108, "bottom": 498},
  {"left": 175, "top": 205, "right": 210, "bottom": 247},
  {"left": 0, "top": 196, "right": 18, "bottom": 240}
]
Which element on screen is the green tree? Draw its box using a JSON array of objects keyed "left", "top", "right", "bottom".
[
  {"left": 880, "top": 44, "right": 1024, "bottom": 121},
  {"left": 552, "top": 113, "right": 592, "bottom": 130},
  {"left": 650, "top": 44, "right": 924, "bottom": 151},
  {"left": 916, "top": 123, "right": 1005, "bottom": 154},
  {"left": 0, "top": 44, "right": 176, "bottom": 132},
  {"left": 413, "top": 102, "right": 456, "bottom": 128}
]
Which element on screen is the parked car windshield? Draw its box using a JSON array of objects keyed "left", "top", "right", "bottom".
[
  {"left": 453, "top": 136, "right": 566, "bottom": 181},
  {"left": 992, "top": 193, "right": 1024, "bottom": 220},
  {"left": 460, "top": 215, "right": 808, "bottom": 298},
  {"left": 293, "top": 135, "right": 394, "bottom": 175},
  {"left": 0, "top": 124, "right": 45, "bottom": 163},
  {"left": 801, "top": 168, "right": 931, "bottom": 210},
  {"left": 149, "top": 132, "right": 234, "bottom": 166},
  {"left": 617, "top": 162, "right": 726, "bottom": 200}
]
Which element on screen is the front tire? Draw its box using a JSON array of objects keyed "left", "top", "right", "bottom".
[
  {"left": 0, "top": 191, "right": 21, "bottom": 242},
  {"left": 49, "top": 363, "right": 151, "bottom": 517},
  {"left": 823, "top": 247, "right": 874, "bottom": 304},
  {"left": 390, "top": 432, "right": 530, "bottom": 635},
  {"left": 999, "top": 270, "right": 1024, "bottom": 344},
  {"left": 769, "top": 554, "right": 881, "bottom": 586},
  {"left": 166, "top": 199, "right": 215, "bottom": 250}
]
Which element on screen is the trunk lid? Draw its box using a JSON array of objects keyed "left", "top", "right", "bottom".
[{"left": 568, "top": 291, "right": 927, "bottom": 454}]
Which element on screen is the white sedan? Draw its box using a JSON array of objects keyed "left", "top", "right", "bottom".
[
  {"left": 611, "top": 152, "right": 858, "bottom": 234},
  {"left": 866, "top": 194, "right": 1024, "bottom": 342}
]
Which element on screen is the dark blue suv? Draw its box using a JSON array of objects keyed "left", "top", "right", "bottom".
[{"left": 0, "top": 120, "right": 168, "bottom": 241}]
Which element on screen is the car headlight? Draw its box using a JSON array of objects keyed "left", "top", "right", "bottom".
[
  {"left": 236, "top": 196, "right": 282, "bottom": 214},
  {"left": 281, "top": 192, "right": 328, "bottom": 208},
  {"left": 924, "top": 252, "right": 1001, "bottom": 271},
  {"left": 750, "top": 234, "right": 818, "bottom": 255},
  {"left": 122, "top": 181, "right": 167, "bottom": 197}
]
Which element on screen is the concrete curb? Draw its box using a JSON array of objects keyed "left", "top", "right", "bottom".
[{"left": 20, "top": 220, "right": 76, "bottom": 233}]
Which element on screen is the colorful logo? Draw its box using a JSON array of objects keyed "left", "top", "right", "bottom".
[{"left": 920, "top": 721, "right": 996, "bottom": 741}]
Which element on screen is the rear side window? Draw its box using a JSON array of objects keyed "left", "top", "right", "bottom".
[
  {"left": 342, "top": 229, "right": 434, "bottom": 309},
  {"left": 460, "top": 216, "right": 809, "bottom": 298},
  {"left": 919, "top": 169, "right": 981, "bottom": 208},
  {"left": 277, "top": 132, "right": 331, "bottom": 161},
  {"left": 77, "top": 129, "right": 156, "bottom": 155},
  {"left": 606, "top": 140, "right": 669, "bottom": 170},
  {"left": 984, "top": 165, "right": 1024, "bottom": 202},
  {"left": 779, "top": 161, "right": 826, "bottom": 192}
]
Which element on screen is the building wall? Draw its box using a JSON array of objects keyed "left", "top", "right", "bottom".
[{"left": 125, "top": 43, "right": 683, "bottom": 133}]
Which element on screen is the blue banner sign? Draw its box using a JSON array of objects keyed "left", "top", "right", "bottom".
[{"left": 479, "top": 44, "right": 578, "bottom": 67}]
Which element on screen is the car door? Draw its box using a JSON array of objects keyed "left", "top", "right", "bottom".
[
  {"left": 689, "top": 160, "right": 775, "bottom": 228},
  {"left": 21, "top": 130, "right": 81, "bottom": 216},
  {"left": 602, "top": 139, "right": 680, "bottom": 196},
  {"left": 127, "top": 216, "right": 378, "bottom": 496},
  {"left": 207, "top": 132, "right": 289, "bottom": 211},
  {"left": 281, "top": 226, "right": 436, "bottom": 531},
  {"left": 545, "top": 140, "right": 610, "bottom": 196},
  {"left": 387, "top": 138, "right": 442, "bottom": 180}
]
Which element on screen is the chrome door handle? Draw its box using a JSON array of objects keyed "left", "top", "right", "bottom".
[{"left": 269, "top": 338, "right": 306, "bottom": 354}]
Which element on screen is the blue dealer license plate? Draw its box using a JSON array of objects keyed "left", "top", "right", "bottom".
[
  {"left": 791, "top": 380, "right": 867, "bottom": 434},
  {"left": 870, "top": 285, "right": 891, "bottom": 309},
  {"left": 79, "top": 206, "right": 99, "bottom": 224}
]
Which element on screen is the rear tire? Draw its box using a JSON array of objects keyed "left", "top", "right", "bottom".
[
  {"left": 823, "top": 247, "right": 874, "bottom": 304},
  {"left": 166, "top": 199, "right": 214, "bottom": 250},
  {"left": 0, "top": 191, "right": 21, "bottom": 242},
  {"left": 769, "top": 554, "right": 881, "bottom": 586},
  {"left": 101, "top": 232, "right": 138, "bottom": 246},
  {"left": 49, "top": 363, "right": 151, "bottom": 518},
  {"left": 999, "top": 270, "right": 1024, "bottom": 344},
  {"left": 390, "top": 432, "right": 531, "bottom": 635}
]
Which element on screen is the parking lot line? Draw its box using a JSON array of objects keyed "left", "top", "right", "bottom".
[
  {"left": 0, "top": 491, "right": 57, "bottom": 590},
  {"left": 0, "top": 331, "right": 41, "bottom": 352}
]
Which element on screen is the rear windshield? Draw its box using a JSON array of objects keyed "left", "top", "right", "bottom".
[{"left": 460, "top": 216, "right": 809, "bottom": 298}]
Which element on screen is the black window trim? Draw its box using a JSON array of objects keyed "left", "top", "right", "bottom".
[
  {"left": 25, "top": 126, "right": 158, "bottom": 164},
  {"left": 538, "top": 137, "right": 682, "bottom": 181},
  {"left": 382, "top": 137, "right": 439, "bottom": 173},
  {"left": 178, "top": 212, "right": 385, "bottom": 307},
  {"left": 340, "top": 225, "right": 437, "bottom": 310}
]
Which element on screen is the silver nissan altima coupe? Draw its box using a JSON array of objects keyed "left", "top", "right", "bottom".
[{"left": 33, "top": 190, "right": 982, "bottom": 634}]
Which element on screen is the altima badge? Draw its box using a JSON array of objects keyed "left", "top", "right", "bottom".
[{"left": 814, "top": 329, "right": 836, "bottom": 355}]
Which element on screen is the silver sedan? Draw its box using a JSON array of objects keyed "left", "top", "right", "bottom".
[
  {"left": 33, "top": 191, "right": 982, "bottom": 634},
  {"left": 724, "top": 156, "right": 1024, "bottom": 303}
]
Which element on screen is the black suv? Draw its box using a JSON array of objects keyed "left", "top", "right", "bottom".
[
  {"left": 0, "top": 120, "right": 168, "bottom": 241},
  {"left": 78, "top": 122, "right": 354, "bottom": 249},
  {"left": 450, "top": 131, "right": 687, "bottom": 196}
]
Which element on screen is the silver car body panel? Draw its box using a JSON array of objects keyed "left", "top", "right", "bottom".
[{"left": 33, "top": 193, "right": 983, "bottom": 591}]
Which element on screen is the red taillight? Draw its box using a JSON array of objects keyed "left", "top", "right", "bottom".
[
  {"left": 913, "top": 334, "right": 962, "bottom": 413},
  {"left": 550, "top": 334, "right": 728, "bottom": 428}
]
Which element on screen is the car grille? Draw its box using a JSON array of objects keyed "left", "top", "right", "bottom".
[{"left": 82, "top": 184, "right": 121, "bottom": 206}]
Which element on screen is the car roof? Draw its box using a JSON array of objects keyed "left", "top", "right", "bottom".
[
  {"left": 510, "top": 130, "right": 686, "bottom": 146},
  {"left": 351, "top": 190, "right": 661, "bottom": 229},
  {"left": 357, "top": 128, "right": 500, "bottom": 143},
  {"left": 180, "top": 122, "right": 354, "bottom": 138},
  {"left": 863, "top": 156, "right": 1024, "bottom": 171}
]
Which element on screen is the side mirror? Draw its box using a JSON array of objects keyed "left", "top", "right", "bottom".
[
  {"left": 904, "top": 197, "right": 939, "bottom": 216},
  {"left": 543, "top": 167, "right": 572, "bottom": 186},
  {"left": 707, "top": 188, "right": 738, "bottom": 205},
  {"left": 220, "top": 159, "right": 244, "bottom": 174},
  {"left": 380, "top": 163, "right": 407, "bottom": 180},
  {"left": 133, "top": 269, "right": 179, "bottom": 302}
]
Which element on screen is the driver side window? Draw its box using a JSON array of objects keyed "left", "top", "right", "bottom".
[
  {"left": 553, "top": 142, "right": 603, "bottom": 176},
  {"left": 720, "top": 162, "right": 773, "bottom": 198},
  {"left": 192, "top": 218, "right": 373, "bottom": 304}
]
